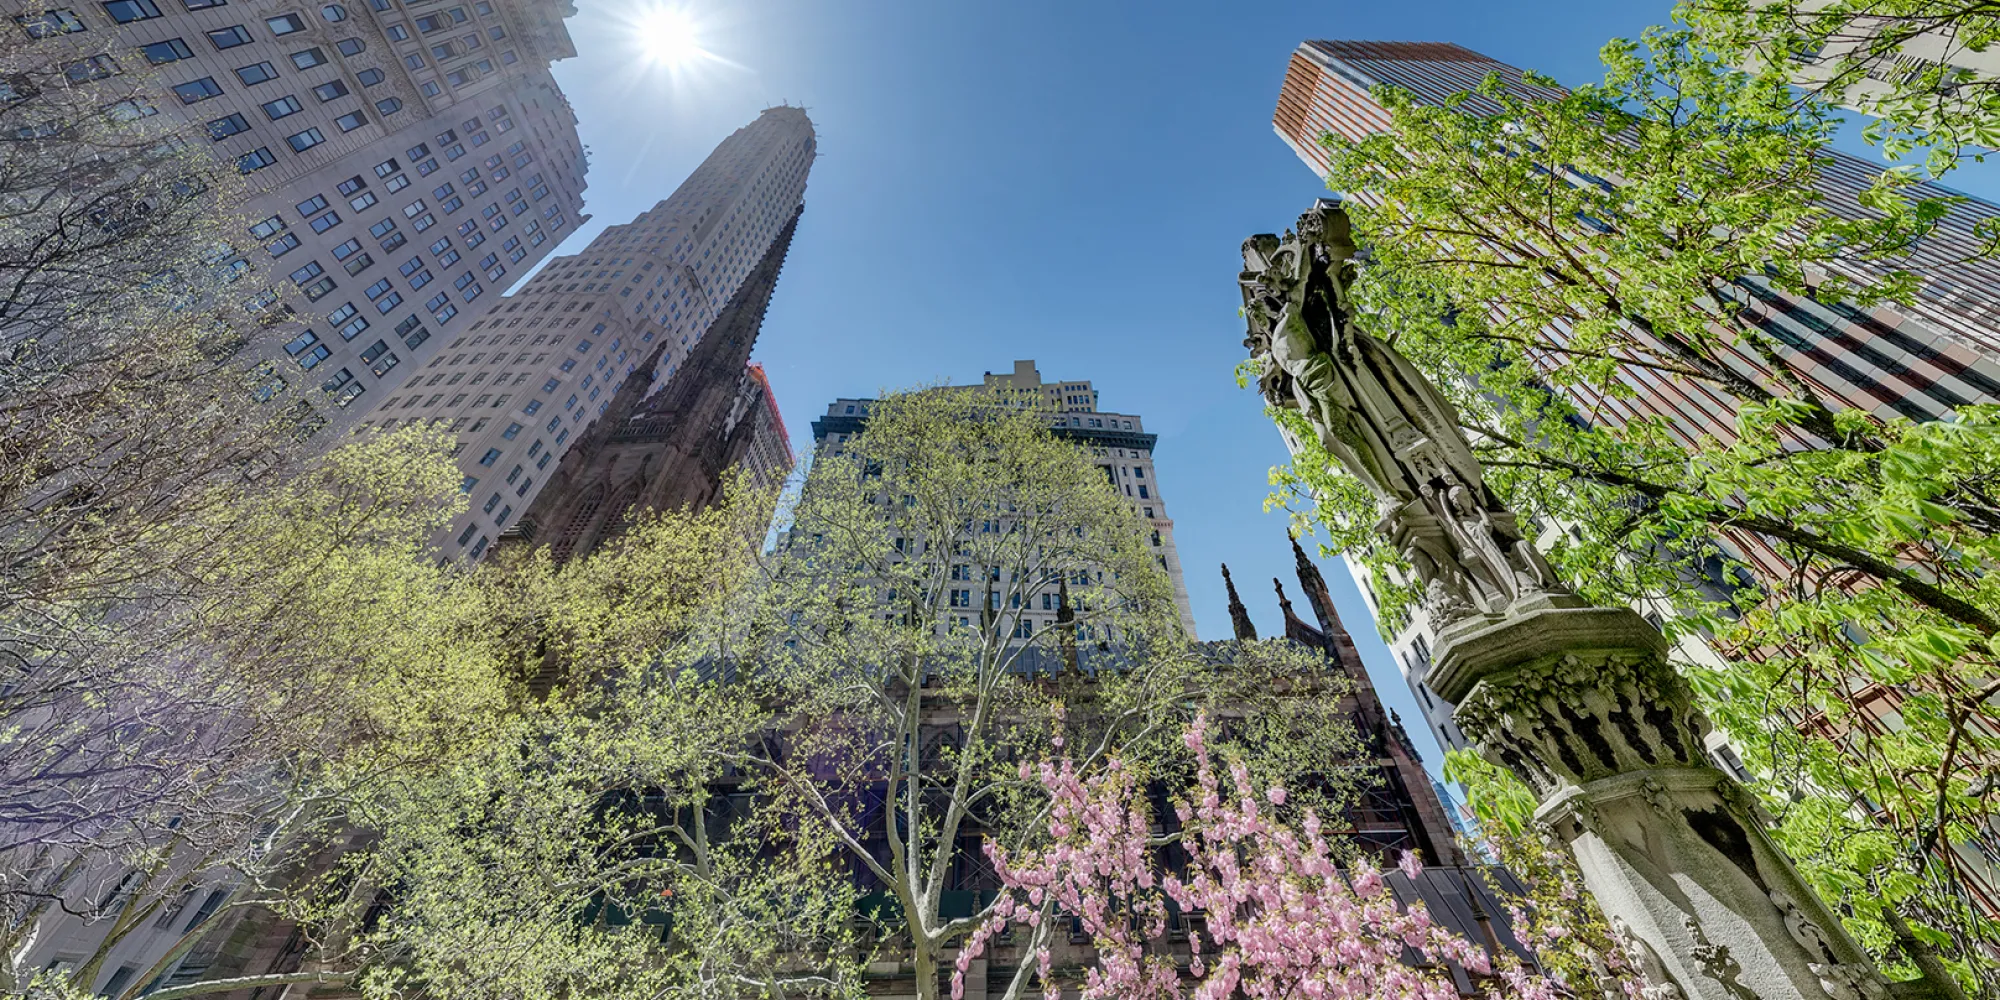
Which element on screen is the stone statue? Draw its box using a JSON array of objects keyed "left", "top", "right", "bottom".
[
  {"left": 1236, "top": 201, "right": 1923, "bottom": 1000},
  {"left": 1239, "top": 198, "right": 1555, "bottom": 620}
]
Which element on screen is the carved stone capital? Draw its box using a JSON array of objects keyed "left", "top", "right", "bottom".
[{"left": 1450, "top": 631, "right": 1710, "bottom": 794}]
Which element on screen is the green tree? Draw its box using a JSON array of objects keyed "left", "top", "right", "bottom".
[
  {"left": 1265, "top": 25, "right": 2000, "bottom": 991},
  {"left": 1684, "top": 0, "right": 2000, "bottom": 169},
  {"left": 0, "top": 19, "right": 517, "bottom": 991},
  {"left": 729, "top": 389, "right": 1358, "bottom": 1000}
]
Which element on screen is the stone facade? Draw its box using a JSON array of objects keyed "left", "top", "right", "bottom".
[
  {"left": 505, "top": 208, "right": 800, "bottom": 564},
  {"left": 357, "top": 105, "right": 814, "bottom": 558},
  {"left": 811, "top": 359, "right": 1198, "bottom": 638},
  {"left": 3, "top": 0, "right": 592, "bottom": 440}
]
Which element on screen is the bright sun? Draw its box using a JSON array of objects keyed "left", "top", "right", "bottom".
[{"left": 636, "top": 8, "right": 705, "bottom": 68}]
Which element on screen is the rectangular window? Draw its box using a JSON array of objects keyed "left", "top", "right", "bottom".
[
  {"left": 334, "top": 110, "right": 366, "bottom": 131},
  {"left": 266, "top": 232, "right": 300, "bottom": 256},
  {"left": 141, "top": 38, "right": 194, "bottom": 64},
  {"left": 101, "top": 0, "right": 161, "bottom": 22},
  {"left": 348, "top": 190, "right": 377, "bottom": 211},
  {"left": 234, "top": 61, "right": 280, "bottom": 85},
  {"left": 263, "top": 95, "right": 303, "bottom": 119},
  {"left": 205, "top": 112, "right": 250, "bottom": 139},
  {"left": 206, "top": 24, "right": 252, "bottom": 47},
  {"left": 313, "top": 80, "right": 348, "bottom": 101},
  {"left": 308, "top": 210, "right": 340, "bottom": 233},
  {"left": 501, "top": 422, "right": 521, "bottom": 440},
  {"left": 290, "top": 46, "right": 325, "bottom": 68},
  {"left": 265, "top": 12, "right": 305, "bottom": 34},
  {"left": 287, "top": 127, "right": 325, "bottom": 152},
  {"left": 173, "top": 77, "right": 224, "bottom": 103},
  {"left": 236, "top": 147, "right": 276, "bottom": 173},
  {"left": 373, "top": 157, "right": 400, "bottom": 178}
]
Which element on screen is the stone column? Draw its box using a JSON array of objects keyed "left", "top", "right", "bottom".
[
  {"left": 1429, "top": 599, "right": 1892, "bottom": 1000},
  {"left": 1235, "top": 199, "right": 1921, "bottom": 1000}
]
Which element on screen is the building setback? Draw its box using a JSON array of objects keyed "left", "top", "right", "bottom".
[
  {"left": 356, "top": 105, "right": 815, "bottom": 558},
  {"left": 507, "top": 208, "right": 801, "bottom": 564},
  {"left": 9, "top": 0, "right": 593, "bottom": 437},
  {"left": 811, "top": 359, "right": 1199, "bottom": 638},
  {"left": 1269, "top": 38, "right": 2000, "bottom": 769}
]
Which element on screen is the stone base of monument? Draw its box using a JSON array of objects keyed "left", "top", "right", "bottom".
[{"left": 1430, "top": 601, "right": 1899, "bottom": 1000}]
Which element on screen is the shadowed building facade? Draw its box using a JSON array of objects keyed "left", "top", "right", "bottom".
[
  {"left": 506, "top": 209, "right": 799, "bottom": 564},
  {"left": 360, "top": 105, "right": 814, "bottom": 559},
  {"left": 1222, "top": 538, "right": 1464, "bottom": 867}
]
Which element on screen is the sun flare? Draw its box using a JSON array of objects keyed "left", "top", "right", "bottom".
[{"left": 636, "top": 7, "right": 705, "bottom": 69}]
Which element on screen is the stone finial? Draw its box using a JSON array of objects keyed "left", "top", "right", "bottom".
[{"left": 1221, "top": 564, "right": 1257, "bottom": 641}]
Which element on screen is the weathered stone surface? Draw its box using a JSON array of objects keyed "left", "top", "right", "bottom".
[{"left": 1238, "top": 199, "right": 1912, "bottom": 1000}]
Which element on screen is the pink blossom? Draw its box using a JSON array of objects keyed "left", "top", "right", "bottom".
[{"left": 949, "top": 712, "right": 1554, "bottom": 1000}]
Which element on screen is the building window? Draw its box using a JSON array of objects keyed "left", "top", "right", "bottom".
[
  {"left": 313, "top": 80, "right": 348, "bottom": 101},
  {"left": 374, "top": 97, "right": 401, "bottom": 115},
  {"left": 320, "top": 2, "right": 344, "bottom": 19},
  {"left": 173, "top": 77, "right": 224, "bottom": 103},
  {"left": 266, "top": 12, "right": 306, "bottom": 34},
  {"left": 334, "top": 110, "right": 366, "bottom": 131},
  {"left": 262, "top": 95, "right": 303, "bottom": 119},
  {"left": 140, "top": 37, "right": 194, "bottom": 63},
  {"left": 265, "top": 232, "right": 300, "bottom": 256},
  {"left": 290, "top": 46, "right": 325, "bottom": 68},
  {"left": 233, "top": 60, "right": 277, "bottom": 84},
  {"left": 236, "top": 147, "right": 277, "bottom": 173},
  {"left": 101, "top": 0, "right": 161, "bottom": 22},
  {"left": 357, "top": 67, "right": 384, "bottom": 86},
  {"left": 16, "top": 8, "right": 86, "bottom": 35},
  {"left": 206, "top": 24, "right": 252, "bottom": 47},
  {"left": 205, "top": 112, "right": 249, "bottom": 139},
  {"left": 337, "top": 36, "right": 364, "bottom": 55}
]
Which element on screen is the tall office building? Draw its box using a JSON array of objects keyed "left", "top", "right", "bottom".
[
  {"left": 355, "top": 106, "right": 814, "bottom": 559},
  {"left": 1270, "top": 40, "right": 2000, "bottom": 769},
  {"left": 508, "top": 210, "right": 800, "bottom": 563},
  {"left": 8, "top": 0, "right": 592, "bottom": 437},
  {"left": 811, "top": 360, "right": 1199, "bottom": 637}
]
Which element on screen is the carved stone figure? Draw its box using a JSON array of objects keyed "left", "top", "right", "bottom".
[
  {"left": 1235, "top": 201, "right": 1931, "bottom": 1000},
  {"left": 1610, "top": 915, "right": 1686, "bottom": 1000},
  {"left": 1239, "top": 198, "right": 1555, "bottom": 620}
]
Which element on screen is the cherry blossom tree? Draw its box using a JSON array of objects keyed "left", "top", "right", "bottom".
[{"left": 955, "top": 716, "right": 1562, "bottom": 1000}]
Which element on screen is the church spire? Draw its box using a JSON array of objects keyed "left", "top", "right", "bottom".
[
  {"left": 1220, "top": 564, "right": 1257, "bottom": 640},
  {"left": 1275, "top": 577, "right": 1304, "bottom": 629},
  {"left": 1291, "top": 533, "right": 1348, "bottom": 640}
]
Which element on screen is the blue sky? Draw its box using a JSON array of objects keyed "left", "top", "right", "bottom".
[{"left": 540, "top": 0, "right": 2000, "bottom": 779}]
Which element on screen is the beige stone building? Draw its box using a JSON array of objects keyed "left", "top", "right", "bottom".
[
  {"left": 355, "top": 105, "right": 814, "bottom": 559},
  {"left": 810, "top": 359, "right": 1198, "bottom": 638},
  {"left": 7, "top": 0, "right": 592, "bottom": 438}
]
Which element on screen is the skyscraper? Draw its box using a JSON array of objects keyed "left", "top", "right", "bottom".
[
  {"left": 356, "top": 106, "right": 814, "bottom": 559},
  {"left": 14, "top": 0, "right": 592, "bottom": 437},
  {"left": 1270, "top": 38, "right": 2000, "bottom": 767},
  {"left": 810, "top": 359, "right": 1199, "bottom": 637}
]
